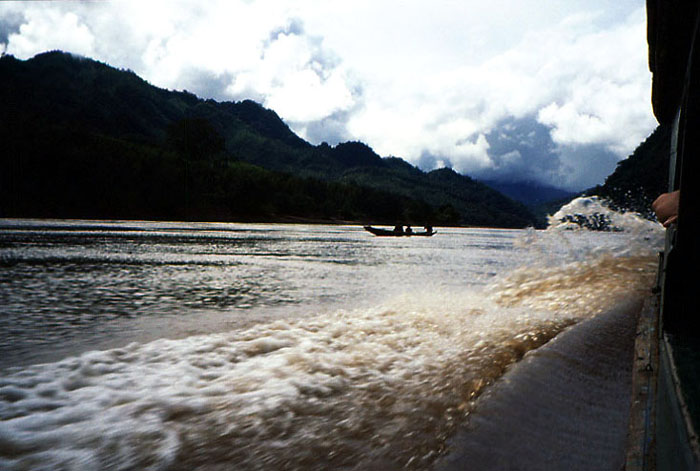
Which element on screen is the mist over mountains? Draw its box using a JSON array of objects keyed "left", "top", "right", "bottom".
[{"left": 479, "top": 180, "right": 576, "bottom": 209}]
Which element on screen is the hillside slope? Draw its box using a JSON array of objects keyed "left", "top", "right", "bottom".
[
  {"left": 588, "top": 124, "right": 671, "bottom": 219},
  {"left": 0, "top": 51, "right": 537, "bottom": 227}
]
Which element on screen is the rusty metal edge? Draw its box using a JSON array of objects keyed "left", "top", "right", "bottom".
[{"left": 625, "top": 291, "right": 660, "bottom": 471}]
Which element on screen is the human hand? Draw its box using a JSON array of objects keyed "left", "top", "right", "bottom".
[{"left": 652, "top": 190, "right": 680, "bottom": 227}]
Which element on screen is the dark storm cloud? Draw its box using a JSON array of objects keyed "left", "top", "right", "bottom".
[
  {"left": 175, "top": 68, "right": 239, "bottom": 102},
  {"left": 0, "top": 10, "right": 24, "bottom": 45},
  {"left": 300, "top": 109, "right": 354, "bottom": 146},
  {"left": 553, "top": 143, "right": 620, "bottom": 191},
  {"left": 471, "top": 116, "right": 619, "bottom": 191},
  {"left": 417, "top": 151, "right": 452, "bottom": 171},
  {"left": 480, "top": 116, "right": 561, "bottom": 184}
]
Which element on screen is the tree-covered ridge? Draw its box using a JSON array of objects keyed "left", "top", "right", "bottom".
[
  {"left": 588, "top": 124, "right": 671, "bottom": 219},
  {"left": 1, "top": 51, "right": 538, "bottom": 228}
]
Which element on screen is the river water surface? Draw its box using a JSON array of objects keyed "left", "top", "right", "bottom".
[{"left": 0, "top": 211, "right": 662, "bottom": 470}]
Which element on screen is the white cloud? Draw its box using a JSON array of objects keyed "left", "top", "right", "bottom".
[
  {"left": 6, "top": 8, "right": 95, "bottom": 58},
  {"left": 0, "top": 0, "right": 657, "bottom": 190},
  {"left": 341, "top": 7, "right": 655, "bottom": 182},
  {"left": 532, "top": 10, "right": 657, "bottom": 156}
]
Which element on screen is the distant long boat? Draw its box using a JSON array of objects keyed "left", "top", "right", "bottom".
[{"left": 363, "top": 226, "right": 436, "bottom": 237}]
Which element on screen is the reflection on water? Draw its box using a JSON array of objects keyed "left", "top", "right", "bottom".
[
  {"left": 0, "top": 221, "right": 525, "bottom": 369},
  {"left": 0, "top": 219, "right": 661, "bottom": 470}
]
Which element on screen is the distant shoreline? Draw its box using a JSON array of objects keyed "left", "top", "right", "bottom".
[{"left": 0, "top": 216, "right": 518, "bottom": 230}]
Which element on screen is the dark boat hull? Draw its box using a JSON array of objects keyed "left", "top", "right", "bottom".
[{"left": 363, "top": 226, "right": 435, "bottom": 237}]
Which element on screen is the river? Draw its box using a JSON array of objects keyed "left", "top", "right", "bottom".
[{"left": 0, "top": 205, "right": 663, "bottom": 470}]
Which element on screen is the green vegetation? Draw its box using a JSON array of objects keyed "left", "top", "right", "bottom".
[
  {"left": 587, "top": 124, "right": 671, "bottom": 219},
  {"left": 1, "top": 51, "right": 539, "bottom": 227}
]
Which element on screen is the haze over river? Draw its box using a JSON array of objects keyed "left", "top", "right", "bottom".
[{"left": 0, "top": 208, "right": 662, "bottom": 470}]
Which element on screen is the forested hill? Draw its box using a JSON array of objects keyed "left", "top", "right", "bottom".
[
  {"left": 587, "top": 124, "right": 671, "bottom": 219},
  {"left": 0, "top": 51, "right": 537, "bottom": 228},
  {"left": 479, "top": 180, "right": 576, "bottom": 209}
]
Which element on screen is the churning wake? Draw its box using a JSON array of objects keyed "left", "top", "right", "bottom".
[{"left": 0, "top": 200, "right": 664, "bottom": 470}]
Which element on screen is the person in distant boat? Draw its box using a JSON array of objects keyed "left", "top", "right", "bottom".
[
  {"left": 424, "top": 225, "right": 433, "bottom": 234},
  {"left": 393, "top": 225, "right": 403, "bottom": 234},
  {"left": 405, "top": 225, "right": 413, "bottom": 235},
  {"left": 652, "top": 190, "right": 679, "bottom": 227}
]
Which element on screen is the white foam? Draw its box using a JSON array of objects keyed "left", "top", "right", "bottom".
[
  {"left": 548, "top": 196, "right": 663, "bottom": 242},
  {"left": 0, "top": 220, "right": 661, "bottom": 469},
  {"left": 0, "top": 250, "right": 656, "bottom": 470}
]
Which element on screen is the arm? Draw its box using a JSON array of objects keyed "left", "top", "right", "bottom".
[{"left": 652, "top": 190, "right": 680, "bottom": 227}]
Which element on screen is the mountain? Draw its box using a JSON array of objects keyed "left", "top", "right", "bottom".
[
  {"left": 478, "top": 179, "right": 579, "bottom": 228},
  {"left": 0, "top": 51, "right": 538, "bottom": 227},
  {"left": 587, "top": 125, "right": 671, "bottom": 220},
  {"left": 479, "top": 180, "right": 577, "bottom": 208},
  {"left": 484, "top": 124, "right": 672, "bottom": 226}
]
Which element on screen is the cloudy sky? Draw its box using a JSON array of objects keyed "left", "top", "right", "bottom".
[{"left": 0, "top": 0, "right": 657, "bottom": 191}]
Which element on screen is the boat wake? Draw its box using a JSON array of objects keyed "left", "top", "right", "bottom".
[
  {"left": 0, "top": 267, "right": 657, "bottom": 470},
  {"left": 0, "top": 203, "right": 664, "bottom": 470}
]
